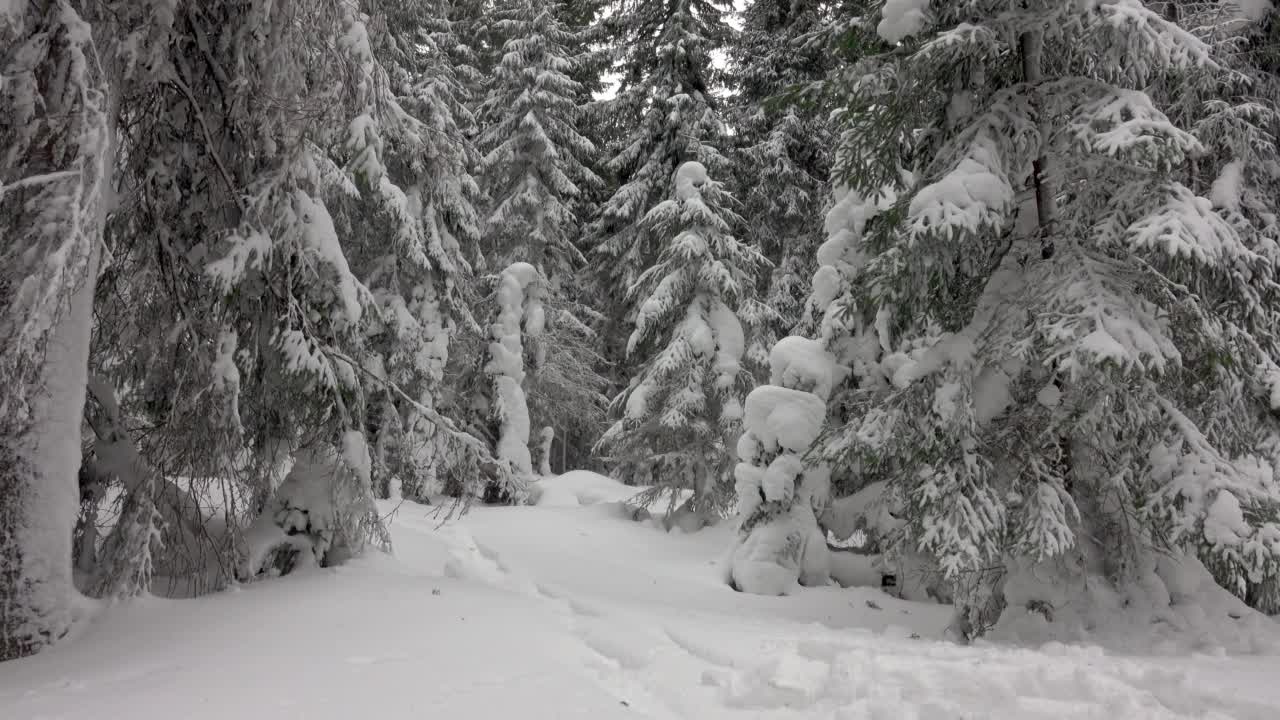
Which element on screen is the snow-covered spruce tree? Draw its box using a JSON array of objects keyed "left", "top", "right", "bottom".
[
  {"left": 83, "top": 1, "right": 499, "bottom": 591},
  {"left": 477, "top": 0, "right": 600, "bottom": 276},
  {"left": 88, "top": 0, "right": 386, "bottom": 590},
  {"left": 599, "top": 162, "right": 765, "bottom": 521},
  {"left": 728, "top": 0, "right": 834, "bottom": 361},
  {"left": 727, "top": 337, "right": 839, "bottom": 594},
  {"left": 1144, "top": 0, "right": 1280, "bottom": 614},
  {"left": 473, "top": 0, "right": 612, "bottom": 475},
  {"left": 480, "top": 263, "right": 546, "bottom": 503},
  {"left": 821, "top": 0, "right": 1280, "bottom": 642},
  {"left": 1, "top": 0, "right": 111, "bottom": 660},
  {"left": 585, "top": 0, "right": 735, "bottom": 376},
  {"left": 341, "top": 0, "right": 486, "bottom": 504}
]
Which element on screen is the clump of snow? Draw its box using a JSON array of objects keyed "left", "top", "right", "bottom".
[
  {"left": 1203, "top": 490, "right": 1251, "bottom": 547},
  {"left": 292, "top": 191, "right": 366, "bottom": 326},
  {"left": 341, "top": 430, "right": 372, "bottom": 489},
  {"left": 993, "top": 547, "right": 1280, "bottom": 655},
  {"left": 810, "top": 186, "right": 887, "bottom": 331},
  {"left": 877, "top": 0, "right": 930, "bottom": 44},
  {"left": 493, "top": 376, "right": 533, "bottom": 476},
  {"left": 1210, "top": 159, "right": 1245, "bottom": 212},
  {"left": 1036, "top": 382, "right": 1062, "bottom": 408},
  {"left": 743, "top": 385, "right": 827, "bottom": 454},
  {"left": 625, "top": 379, "right": 651, "bottom": 420},
  {"left": 536, "top": 427, "right": 554, "bottom": 476},
  {"left": 708, "top": 300, "right": 745, "bottom": 389},
  {"left": 972, "top": 365, "right": 1015, "bottom": 424},
  {"left": 209, "top": 329, "right": 243, "bottom": 431},
  {"left": 907, "top": 137, "right": 1014, "bottom": 240},
  {"left": 728, "top": 503, "right": 828, "bottom": 596},
  {"left": 241, "top": 446, "right": 341, "bottom": 577},
  {"left": 769, "top": 336, "right": 840, "bottom": 401},
  {"left": 674, "top": 160, "right": 710, "bottom": 201}
]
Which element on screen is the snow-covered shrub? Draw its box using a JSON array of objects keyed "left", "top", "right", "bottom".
[
  {"left": 240, "top": 433, "right": 379, "bottom": 578},
  {"left": 727, "top": 337, "right": 839, "bottom": 594}
]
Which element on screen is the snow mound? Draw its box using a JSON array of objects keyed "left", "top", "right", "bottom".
[
  {"left": 994, "top": 552, "right": 1280, "bottom": 655},
  {"left": 532, "top": 471, "right": 640, "bottom": 507}
]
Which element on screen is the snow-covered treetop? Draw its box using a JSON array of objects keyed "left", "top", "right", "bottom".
[
  {"left": 587, "top": 0, "right": 735, "bottom": 299},
  {"left": 477, "top": 0, "right": 600, "bottom": 278}
]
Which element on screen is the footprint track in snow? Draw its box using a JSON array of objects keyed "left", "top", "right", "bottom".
[{"left": 662, "top": 627, "right": 738, "bottom": 669}]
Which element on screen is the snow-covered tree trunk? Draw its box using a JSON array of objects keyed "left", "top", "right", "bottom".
[
  {"left": 0, "top": 243, "right": 99, "bottom": 659},
  {"left": 483, "top": 262, "right": 545, "bottom": 501},
  {"left": 1, "top": 1, "right": 111, "bottom": 660},
  {"left": 536, "top": 426, "right": 555, "bottom": 476}
]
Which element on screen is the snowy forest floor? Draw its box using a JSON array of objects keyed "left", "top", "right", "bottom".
[{"left": 3, "top": 473, "right": 1280, "bottom": 719}]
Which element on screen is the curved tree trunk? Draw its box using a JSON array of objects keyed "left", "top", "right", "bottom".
[
  {"left": 0, "top": 2, "right": 110, "bottom": 661},
  {"left": 0, "top": 243, "right": 101, "bottom": 660}
]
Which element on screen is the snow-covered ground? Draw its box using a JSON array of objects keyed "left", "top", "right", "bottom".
[{"left": 3, "top": 471, "right": 1279, "bottom": 719}]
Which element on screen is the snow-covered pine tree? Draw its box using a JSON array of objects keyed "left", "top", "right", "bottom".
[
  {"left": 821, "top": 0, "right": 1280, "bottom": 639},
  {"left": 1, "top": 0, "right": 111, "bottom": 661},
  {"left": 77, "top": 0, "right": 498, "bottom": 595},
  {"left": 1145, "top": 0, "right": 1280, "bottom": 613},
  {"left": 86, "top": 0, "right": 393, "bottom": 590},
  {"left": 599, "top": 162, "right": 765, "bottom": 520},
  {"left": 343, "top": 0, "right": 486, "bottom": 504},
  {"left": 585, "top": 0, "right": 735, "bottom": 365},
  {"left": 473, "top": 0, "right": 611, "bottom": 476},
  {"left": 477, "top": 0, "right": 600, "bottom": 277},
  {"left": 728, "top": 0, "right": 834, "bottom": 362}
]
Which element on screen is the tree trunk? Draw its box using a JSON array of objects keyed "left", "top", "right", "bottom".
[
  {"left": 0, "top": 3, "right": 111, "bottom": 660},
  {"left": 0, "top": 243, "right": 100, "bottom": 660},
  {"left": 1019, "top": 29, "right": 1057, "bottom": 256}
]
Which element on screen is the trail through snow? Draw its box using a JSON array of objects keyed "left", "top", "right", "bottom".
[{"left": 2, "top": 472, "right": 1278, "bottom": 719}]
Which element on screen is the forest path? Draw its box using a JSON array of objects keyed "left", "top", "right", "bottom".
[
  {"left": 1, "top": 474, "right": 1278, "bottom": 719},
  {"left": 411, "top": 482, "right": 1280, "bottom": 720}
]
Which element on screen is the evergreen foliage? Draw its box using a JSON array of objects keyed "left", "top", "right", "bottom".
[
  {"left": 599, "top": 162, "right": 764, "bottom": 514},
  {"left": 819, "top": 0, "right": 1280, "bottom": 633}
]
